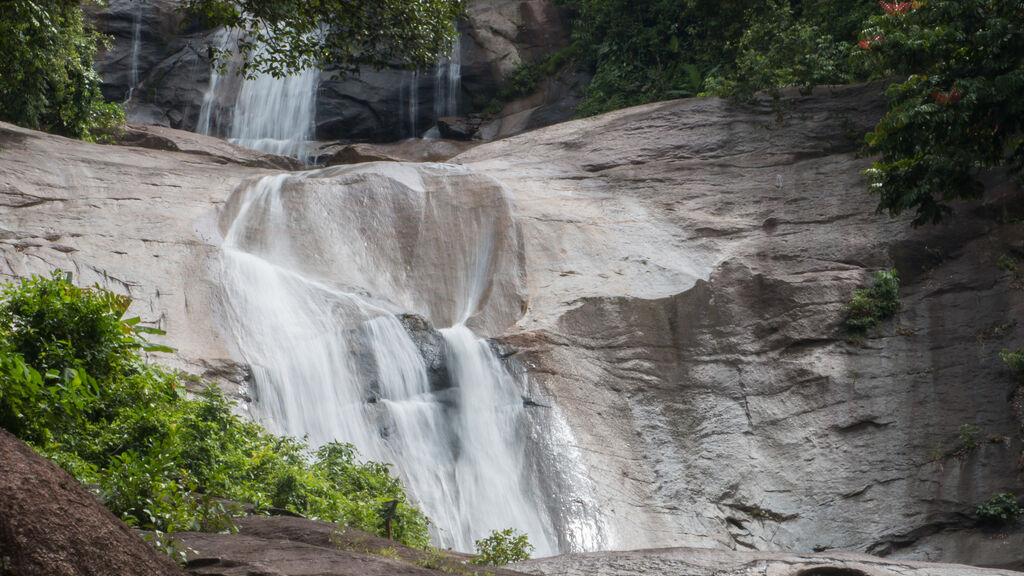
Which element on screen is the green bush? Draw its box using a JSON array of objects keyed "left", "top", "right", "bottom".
[
  {"left": 470, "top": 528, "right": 534, "bottom": 566},
  {"left": 845, "top": 269, "right": 900, "bottom": 331},
  {"left": 1000, "top": 349, "right": 1024, "bottom": 385},
  {"left": 0, "top": 0, "right": 124, "bottom": 140},
  {"left": 562, "top": 0, "right": 875, "bottom": 116},
  {"left": 858, "top": 0, "right": 1024, "bottom": 226},
  {"left": 0, "top": 271, "right": 429, "bottom": 547},
  {"left": 977, "top": 492, "right": 1022, "bottom": 526}
]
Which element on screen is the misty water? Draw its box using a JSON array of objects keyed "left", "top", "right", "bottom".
[{"left": 218, "top": 166, "right": 606, "bottom": 554}]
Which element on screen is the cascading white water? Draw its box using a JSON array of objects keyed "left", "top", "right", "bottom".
[
  {"left": 196, "top": 30, "right": 319, "bottom": 163},
  {"left": 404, "top": 70, "right": 420, "bottom": 138},
  {"left": 196, "top": 29, "right": 232, "bottom": 138},
  {"left": 434, "top": 36, "right": 461, "bottom": 120},
  {"left": 406, "top": 35, "right": 461, "bottom": 139},
  {"left": 123, "top": 2, "right": 142, "bottom": 104},
  {"left": 228, "top": 67, "right": 319, "bottom": 162},
  {"left": 219, "top": 164, "right": 606, "bottom": 555}
]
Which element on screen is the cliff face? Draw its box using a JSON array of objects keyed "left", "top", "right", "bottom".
[
  {"left": 92, "top": 0, "right": 576, "bottom": 143},
  {"left": 2, "top": 82, "right": 1023, "bottom": 568}
]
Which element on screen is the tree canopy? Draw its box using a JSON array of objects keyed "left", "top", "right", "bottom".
[
  {"left": 859, "top": 0, "right": 1024, "bottom": 226},
  {"left": 0, "top": 0, "right": 122, "bottom": 139},
  {"left": 183, "top": 0, "right": 464, "bottom": 77},
  {"left": 560, "top": 0, "right": 1023, "bottom": 225}
]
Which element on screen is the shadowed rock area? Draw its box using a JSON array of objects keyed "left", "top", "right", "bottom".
[{"left": 0, "top": 428, "right": 185, "bottom": 576}]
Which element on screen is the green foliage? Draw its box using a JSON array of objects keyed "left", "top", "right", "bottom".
[
  {"left": 703, "top": 1, "right": 866, "bottom": 100},
  {"left": 976, "top": 492, "right": 1022, "bottom": 526},
  {"left": 958, "top": 423, "right": 982, "bottom": 452},
  {"left": 470, "top": 528, "right": 534, "bottom": 566},
  {"left": 1001, "top": 349, "right": 1024, "bottom": 385},
  {"left": 858, "top": 0, "right": 1024, "bottom": 226},
  {"left": 182, "top": 0, "right": 464, "bottom": 78},
  {"left": 0, "top": 272, "right": 140, "bottom": 379},
  {"left": 845, "top": 269, "right": 901, "bottom": 331},
  {"left": 0, "top": 272, "right": 429, "bottom": 547},
  {"left": 0, "top": 0, "right": 124, "bottom": 139},
  {"left": 999, "top": 253, "right": 1020, "bottom": 273},
  {"left": 562, "top": 0, "right": 875, "bottom": 116}
]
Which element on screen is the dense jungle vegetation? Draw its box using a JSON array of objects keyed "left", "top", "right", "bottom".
[
  {"left": 0, "top": 273, "right": 431, "bottom": 549},
  {"left": 561, "top": 0, "right": 1023, "bottom": 225}
]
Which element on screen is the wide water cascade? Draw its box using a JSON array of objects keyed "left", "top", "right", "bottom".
[{"left": 219, "top": 163, "right": 607, "bottom": 554}]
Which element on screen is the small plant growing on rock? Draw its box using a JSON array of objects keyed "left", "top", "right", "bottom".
[
  {"left": 957, "top": 424, "right": 982, "bottom": 453},
  {"left": 977, "top": 493, "right": 1022, "bottom": 526},
  {"left": 845, "top": 269, "right": 900, "bottom": 332},
  {"left": 1000, "top": 349, "right": 1024, "bottom": 385},
  {"left": 470, "top": 528, "right": 534, "bottom": 566}
]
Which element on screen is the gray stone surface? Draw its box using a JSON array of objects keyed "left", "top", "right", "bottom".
[
  {"left": 0, "top": 120, "right": 260, "bottom": 400},
  {"left": 457, "top": 83, "right": 1024, "bottom": 566},
  {"left": 514, "top": 547, "right": 1024, "bottom": 576}
]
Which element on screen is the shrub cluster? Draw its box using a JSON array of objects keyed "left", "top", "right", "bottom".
[
  {"left": 845, "top": 269, "right": 900, "bottom": 332},
  {"left": 0, "top": 272, "right": 429, "bottom": 548},
  {"left": 976, "top": 492, "right": 1022, "bottom": 526},
  {"left": 0, "top": 0, "right": 123, "bottom": 140},
  {"left": 470, "top": 528, "right": 534, "bottom": 566}
]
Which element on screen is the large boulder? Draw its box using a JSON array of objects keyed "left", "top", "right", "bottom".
[
  {"left": 456, "top": 82, "right": 1024, "bottom": 566},
  {"left": 0, "top": 428, "right": 185, "bottom": 576}
]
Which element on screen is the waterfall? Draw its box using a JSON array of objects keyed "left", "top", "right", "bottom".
[
  {"left": 123, "top": 2, "right": 142, "bottom": 104},
  {"left": 434, "top": 36, "right": 461, "bottom": 120},
  {"left": 227, "top": 67, "right": 319, "bottom": 163},
  {"left": 219, "top": 164, "right": 606, "bottom": 555},
  {"left": 405, "top": 35, "right": 462, "bottom": 139},
  {"left": 196, "top": 30, "right": 319, "bottom": 163},
  {"left": 196, "top": 29, "right": 232, "bottom": 138},
  {"left": 405, "top": 70, "right": 420, "bottom": 138}
]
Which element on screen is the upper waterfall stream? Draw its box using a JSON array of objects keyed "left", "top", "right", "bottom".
[{"left": 218, "top": 164, "right": 606, "bottom": 554}]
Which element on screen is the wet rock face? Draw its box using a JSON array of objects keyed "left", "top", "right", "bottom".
[
  {"left": 0, "top": 429, "right": 186, "bottom": 576},
  {"left": 92, "top": 0, "right": 219, "bottom": 131},
  {"left": 4, "top": 80, "right": 1024, "bottom": 569},
  {"left": 398, "top": 313, "right": 453, "bottom": 393}
]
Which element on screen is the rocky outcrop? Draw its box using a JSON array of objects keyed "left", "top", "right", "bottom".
[
  {"left": 322, "top": 140, "right": 477, "bottom": 165},
  {"left": 3, "top": 81, "right": 1023, "bottom": 570},
  {"left": 456, "top": 82, "right": 1024, "bottom": 567},
  {"left": 114, "top": 122, "right": 304, "bottom": 170},
  {"left": 0, "top": 428, "right": 186, "bottom": 576},
  {"left": 91, "top": 0, "right": 218, "bottom": 130},
  {"left": 514, "top": 548, "right": 1024, "bottom": 576},
  {"left": 173, "top": 515, "right": 533, "bottom": 576}
]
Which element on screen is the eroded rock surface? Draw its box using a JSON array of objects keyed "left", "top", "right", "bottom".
[
  {"left": 514, "top": 548, "right": 1024, "bottom": 576},
  {"left": 457, "top": 82, "right": 1024, "bottom": 566},
  {"left": 0, "top": 120, "right": 262, "bottom": 399},
  {"left": 0, "top": 428, "right": 186, "bottom": 576}
]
